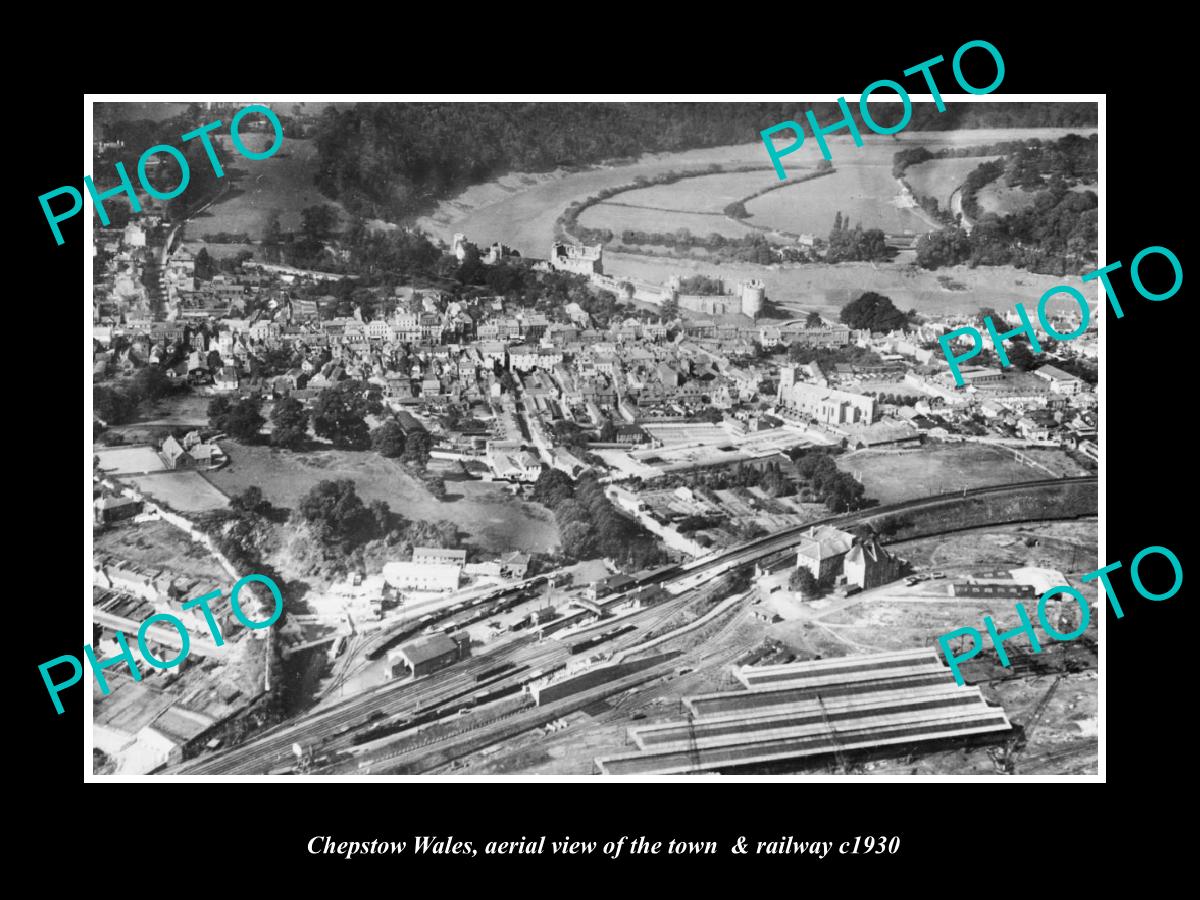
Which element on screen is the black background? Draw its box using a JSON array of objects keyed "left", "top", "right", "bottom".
[{"left": 25, "top": 18, "right": 1189, "bottom": 885}]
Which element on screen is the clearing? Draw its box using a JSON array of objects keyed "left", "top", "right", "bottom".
[
  {"left": 203, "top": 441, "right": 560, "bottom": 554},
  {"left": 904, "top": 156, "right": 999, "bottom": 210},
  {"left": 184, "top": 136, "right": 349, "bottom": 241},
  {"left": 836, "top": 443, "right": 1053, "bottom": 505}
]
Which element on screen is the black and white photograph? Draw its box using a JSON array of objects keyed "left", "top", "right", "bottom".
[{"left": 81, "top": 95, "right": 1106, "bottom": 780}]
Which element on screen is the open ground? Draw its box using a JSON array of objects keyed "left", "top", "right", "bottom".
[{"left": 202, "top": 441, "right": 560, "bottom": 555}]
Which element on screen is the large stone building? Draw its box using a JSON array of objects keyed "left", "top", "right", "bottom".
[
  {"left": 550, "top": 241, "right": 603, "bottom": 276},
  {"left": 844, "top": 536, "right": 903, "bottom": 589},
  {"left": 777, "top": 367, "right": 875, "bottom": 425},
  {"left": 795, "top": 525, "right": 855, "bottom": 580}
]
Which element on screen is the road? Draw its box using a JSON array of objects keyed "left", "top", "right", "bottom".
[{"left": 171, "top": 476, "right": 1094, "bottom": 774}]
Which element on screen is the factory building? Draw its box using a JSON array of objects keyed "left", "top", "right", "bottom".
[
  {"left": 387, "top": 632, "right": 471, "bottom": 680},
  {"left": 382, "top": 561, "right": 461, "bottom": 593}
]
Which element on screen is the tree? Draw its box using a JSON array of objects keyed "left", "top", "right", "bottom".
[
  {"left": 659, "top": 295, "right": 680, "bottom": 320},
  {"left": 270, "top": 397, "right": 309, "bottom": 449},
  {"left": 231, "top": 486, "right": 269, "bottom": 516},
  {"left": 207, "top": 395, "right": 232, "bottom": 429},
  {"left": 209, "top": 396, "right": 264, "bottom": 442},
  {"left": 371, "top": 420, "right": 407, "bottom": 457},
  {"left": 805, "top": 311, "right": 823, "bottom": 327},
  {"left": 194, "top": 247, "right": 215, "bottom": 281},
  {"left": 789, "top": 566, "right": 819, "bottom": 597},
  {"left": 423, "top": 475, "right": 447, "bottom": 500},
  {"left": 403, "top": 430, "right": 433, "bottom": 466},
  {"left": 368, "top": 498, "right": 391, "bottom": 536},
  {"left": 299, "top": 479, "right": 370, "bottom": 548},
  {"left": 311, "top": 382, "right": 370, "bottom": 449},
  {"left": 224, "top": 398, "right": 266, "bottom": 443},
  {"left": 300, "top": 205, "right": 339, "bottom": 241},
  {"left": 598, "top": 419, "right": 618, "bottom": 443},
  {"left": 839, "top": 292, "right": 909, "bottom": 332},
  {"left": 456, "top": 243, "right": 484, "bottom": 285},
  {"left": 1005, "top": 339, "right": 1037, "bottom": 372}
]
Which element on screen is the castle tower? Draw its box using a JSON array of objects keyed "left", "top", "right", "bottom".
[
  {"left": 778, "top": 364, "right": 797, "bottom": 404},
  {"left": 739, "top": 279, "right": 766, "bottom": 318}
]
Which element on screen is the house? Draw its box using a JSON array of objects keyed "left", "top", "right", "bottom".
[
  {"left": 214, "top": 367, "right": 239, "bottom": 392},
  {"left": 158, "top": 434, "right": 225, "bottom": 470},
  {"left": 843, "top": 536, "right": 903, "bottom": 589},
  {"left": 94, "top": 495, "right": 143, "bottom": 525},
  {"left": 795, "top": 525, "right": 855, "bottom": 581},
  {"left": 498, "top": 551, "right": 530, "bottom": 580}
]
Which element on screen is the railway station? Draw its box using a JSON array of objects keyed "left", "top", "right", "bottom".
[{"left": 595, "top": 649, "right": 1011, "bottom": 775}]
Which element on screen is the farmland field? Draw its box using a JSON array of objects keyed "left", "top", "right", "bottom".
[
  {"left": 604, "top": 250, "right": 1075, "bottom": 318},
  {"left": 905, "top": 156, "right": 998, "bottom": 209},
  {"left": 745, "top": 163, "right": 933, "bottom": 236},
  {"left": 421, "top": 127, "right": 1095, "bottom": 257},
  {"left": 183, "top": 136, "right": 348, "bottom": 241},
  {"left": 607, "top": 169, "right": 786, "bottom": 212},
  {"left": 203, "top": 441, "right": 560, "bottom": 554},
  {"left": 577, "top": 203, "right": 757, "bottom": 240}
]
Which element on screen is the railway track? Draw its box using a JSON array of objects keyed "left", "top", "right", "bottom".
[{"left": 174, "top": 477, "right": 1095, "bottom": 774}]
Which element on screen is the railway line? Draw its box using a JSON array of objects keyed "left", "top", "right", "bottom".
[{"left": 171, "top": 476, "right": 1094, "bottom": 775}]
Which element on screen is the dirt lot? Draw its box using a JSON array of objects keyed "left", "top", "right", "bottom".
[
  {"left": 94, "top": 518, "right": 229, "bottom": 584},
  {"left": 203, "top": 441, "right": 560, "bottom": 554}
]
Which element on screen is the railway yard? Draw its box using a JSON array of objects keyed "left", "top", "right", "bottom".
[{"left": 169, "top": 478, "right": 1098, "bottom": 777}]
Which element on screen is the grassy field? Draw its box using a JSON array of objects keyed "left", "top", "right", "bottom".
[
  {"left": 127, "top": 472, "right": 230, "bottom": 512},
  {"left": 203, "top": 441, "right": 560, "bottom": 554},
  {"left": 421, "top": 126, "right": 1095, "bottom": 252},
  {"left": 605, "top": 250, "right": 1073, "bottom": 317},
  {"left": 577, "top": 203, "right": 756, "bottom": 239},
  {"left": 184, "top": 136, "right": 348, "bottom": 241},
  {"left": 611, "top": 169, "right": 785, "bottom": 212},
  {"left": 746, "top": 163, "right": 933, "bottom": 236},
  {"left": 976, "top": 182, "right": 1039, "bottom": 216},
  {"left": 836, "top": 444, "right": 1051, "bottom": 505},
  {"left": 904, "top": 156, "right": 998, "bottom": 209}
]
